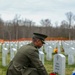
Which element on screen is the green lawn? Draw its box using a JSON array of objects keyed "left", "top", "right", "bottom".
[{"left": 0, "top": 51, "right": 75, "bottom": 75}]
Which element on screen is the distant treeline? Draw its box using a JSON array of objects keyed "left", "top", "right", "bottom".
[{"left": 0, "top": 12, "right": 75, "bottom": 40}]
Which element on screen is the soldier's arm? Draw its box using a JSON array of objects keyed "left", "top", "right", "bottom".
[{"left": 27, "top": 48, "right": 48, "bottom": 75}]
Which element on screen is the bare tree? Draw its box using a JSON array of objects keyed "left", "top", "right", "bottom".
[
  {"left": 66, "top": 11, "right": 74, "bottom": 39},
  {"left": 60, "top": 20, "right": 68, "bottom": 28},
  {"left": 13, "top": 15, "right": 21, "bottom": 40},
  {"left": 0, "top": 17, "right": 5, "bottom": 39},
  {"left": 40, "top": 19, "right": 52, "bottom": 34},
  {"left": 40, "top": 19, "right": 51, "bottom": 26},
  {"left": 66, "top": 11, "right": 74, "bottom": 27}
]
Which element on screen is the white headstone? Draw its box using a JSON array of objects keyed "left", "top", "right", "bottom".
[
  {"left": 39, "top": 51, "right": 44, "bottom": 65},
  {"left": 38, "top": 46, "right": 44, "bottom": 51},
  {"left": 53, "top": 54, "right": 66, "bottom": 75},
  {"left": 68, "top": 47, "right": 75, "bottom": 65},
  {"left": 10, "top": 48, "right": 17, "bottom": 61},
  {"left": 62, "top": 42, "right": 70, "bottom": 55},
  {"left": 46, "top": 46, "right": 53, "bottom": 60},
  {"left": 68, "top": 54, "right": 75, "bottom": 65},
  {"left": 57, "top": 41, "right": 61, "bottom": 53},
  {"left": 2, "top": 48, "right": 9, "bottom": 66}
]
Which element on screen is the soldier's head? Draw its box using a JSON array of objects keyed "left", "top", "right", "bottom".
[{"left": 32, "top": 33, "right": 47, "bottom": 48}]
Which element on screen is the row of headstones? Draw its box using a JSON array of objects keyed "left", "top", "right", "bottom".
[
  {"left": 1, "top": 41, "right": 31, "bottom": 50},
  {"left": 0, "top": 40, "right": 63, "bottom": 66},
  {"left": 1, "top": 43, "right": 66, "bottom": 75},
  {"left": 39, "top": 40, "right": 62, "bottom": 62},
  {"left": 44, "top": 40, "right": 75, "bottom": 65},
  {"left": 0, "top": 41, "right": 31, "bottom": 66},
  {"left": 1, "top": 40, "right": 75, "bottom": 59},
  {"left": 0, "top": 40, "right": 61, "bottom": 66},
  {"left": 62, "top": 41, "right": 75, "bottom": 65},
  {"left": 1, "top": 40, "right": 75, "bottom": 75},
  {"left": 2, "top": 40, "right": 65, "bottom": 75},
  {"left": 39, "top": 40, "right": 75, "bottom": 75}
]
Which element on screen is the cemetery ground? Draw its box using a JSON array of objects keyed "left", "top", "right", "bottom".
[{"left": 0, "top": 52, "right": 75, "bottom": 75}]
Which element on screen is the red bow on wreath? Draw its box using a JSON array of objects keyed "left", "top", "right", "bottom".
[{"left": 49, "top": 72, "right": 58, "bottom": 75}]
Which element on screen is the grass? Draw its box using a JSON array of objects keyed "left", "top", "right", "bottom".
[{"left": 0, "top": 50, "right": 75, "bottom": 75}]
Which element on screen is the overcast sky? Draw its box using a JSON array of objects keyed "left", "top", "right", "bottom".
[{"left": 0, "top": 0, "right": 75, "bottom": 26}]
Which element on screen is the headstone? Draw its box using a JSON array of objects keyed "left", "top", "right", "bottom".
[
  {"left": 62, "top": 42, "right": 70, "bottom": 55},
  {"left": 18, "top": 42, "right": 24, "bottom": 49},
  {"left": 39, "top": 51, "right": 44, "bottom": 65},
  {"left": 38, "top": 46, "right": 44, "bottom": 51},
  {"left": 10, "top": 43, "right": 14, "bottom": 49},
  {"left": 53, "top": 54, "right": 66, "bottom": 75},
  {"left": 57, "top": 41, "right": 61, "bottom": 53},
  {"left": 68, "top": 54, "right": 75, "bottom": 65},
  {"left": 68, "top": 47, "right": 75, "bottom": 65},
  {"left": 10, "top": 48, "right": 17, "bottom": 61},
  {"left": 43, "top": 43, "right": 49, "bottom": 53},
  {"left": 2, "top": 48, "right": 9, "bottom": 66},
  {"left": 2, "top": 43, "right": 6, "bottom": 49},
  {"left": 13, "top": 43, "right": 17, "bottom": 49},
  {"left": 46, "top": 46, "right": 53, "bottom": 60}
]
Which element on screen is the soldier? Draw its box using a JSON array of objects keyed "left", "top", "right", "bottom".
[{"left": 6, "top": 33, "right": 48, "bottom": 75}]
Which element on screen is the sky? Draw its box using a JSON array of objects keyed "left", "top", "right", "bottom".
[{"left": 0, "top": 0, "right": 75, "bottom": 26}]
